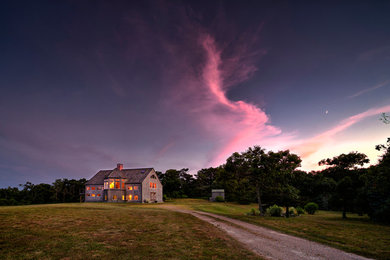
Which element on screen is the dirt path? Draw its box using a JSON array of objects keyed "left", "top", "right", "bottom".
[{"left": 161, "top": 205, "right": 371, "bottom": 260}]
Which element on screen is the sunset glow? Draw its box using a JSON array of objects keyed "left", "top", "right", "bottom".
[{"left": 1, "top": 1, "right": 389, "bottom": 187}]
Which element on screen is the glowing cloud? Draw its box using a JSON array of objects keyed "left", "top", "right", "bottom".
[
  {"left": 290, "top": 104, "right": 390, "bottom": 170},
  {"left": 199, "top": 34, "right": 282, "bottom": 166}
]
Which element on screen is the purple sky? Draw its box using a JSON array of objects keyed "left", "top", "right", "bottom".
[{"left": 1, "top": 1, "right": 390, "bottom": 187}]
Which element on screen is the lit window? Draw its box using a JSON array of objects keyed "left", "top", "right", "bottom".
[
  {"left": 109, "top": 180, "right": 114, "bottom": 189},
  {"left": 134, "top": 186, "right": 138, "bottom": 190},
  {"left": 122, "top": 182, "right": 125, "bottom": 189},
  {"left": 150, "top": 182, "right": 152, "bottom": 188},
  {"left": 122, "top": 195, "right": 125, "bottom": 200},
  {"left": 134, "top": 195, "right": 138, "bottom": 200},
  {"left": 115, "top": 181, "right": 120, "bottom": 189},
  {"left": 113, "top": 195, "right": 117, "bottom": 200},
  {"left": 105, "top": 195, "right": 107, "bottom": 200},
  {"left": 154, "top": 183, "right": 157, "bottom": 188},
  {"left": 92, "top": 194, "right": 95, "bottom": 197},
  {"left": 86, "top": 186, "right": 90, "bottom": 190},
  {"left": 97, "top": 186, "right": 102, "bottom": 190},
  {"left": 128, "top": 195, "right": 132, "bottom": 200},
  {"left": 104, "top": 182, "right": 108, "bottom": 189},
  {"left": 128, "top": 186, "right": 133, "bottom": 190},
  {"left": 97, "top": 194, "right": 101, "bottom": 197},
  {"left": 92, "top": 187, "right": 96, "bottom": 190}
]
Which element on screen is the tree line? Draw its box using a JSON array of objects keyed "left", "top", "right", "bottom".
[
  {"left": 1, "top": 138, "right": 389, "bottom": 223},
  {"left": 0, "top": 178, "right": 86, "bottom": 205},
  {"left": 158, "top": 138, "right": 390, "bottom": 222}
]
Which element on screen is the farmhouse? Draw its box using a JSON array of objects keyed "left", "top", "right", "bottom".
[{"left": 85, "top": 164, "right": 163, "bottom": 203}]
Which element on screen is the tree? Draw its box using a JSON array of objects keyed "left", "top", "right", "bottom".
[
  {"left": 379, "top": 113, "right": 390, "bottom": 124},
  {"left": 195, "top": 167, "right": 218, "bottom": 198},
  {"left": 319, "top": 152, "right": 369, "bottom": 171},
  {"left": 270, "top": 150, "right": 302, "bottom": 218},
  {"left": 235, "top": 147, "right": 301, "bottom": 216},
  {"left": 319, "top": 152, "right": 369, "bottom": 218}
]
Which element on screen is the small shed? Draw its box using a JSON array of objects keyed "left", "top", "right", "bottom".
[{"left": 210, "top": 189, "right": 225, "bottom": 201}]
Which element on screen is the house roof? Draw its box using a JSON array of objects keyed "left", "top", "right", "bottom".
[{"left": 86, "top": 168, "right": 154, "bottom": 185}]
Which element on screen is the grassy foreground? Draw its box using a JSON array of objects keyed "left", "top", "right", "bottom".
[
  {"left": 0, "top": 203, "right": 260, "bottom": 260},
  {"left": 161, "top": 199, "right": 390, "bottom": 259}
]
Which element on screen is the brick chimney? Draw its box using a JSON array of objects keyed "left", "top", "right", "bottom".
[{"left": 117, "top": 163, "right": 123, "bottom": 170}]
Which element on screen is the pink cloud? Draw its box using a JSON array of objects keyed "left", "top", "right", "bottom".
[{"left": 199, "top": 34, "right": 282, "bottom": 166}]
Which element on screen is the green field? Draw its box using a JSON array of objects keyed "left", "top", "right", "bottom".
[
  {"left": 0, "top": 203, "right": 260, "bottom": 260},
  {"left": 1, "top": 200, "right": 389, "bottom": 259},
  {"left": 162, "top": 199, "right": 390, "bottom": 259}
]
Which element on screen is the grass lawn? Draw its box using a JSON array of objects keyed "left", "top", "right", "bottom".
[
  {"left": 0, "top": 203, "right": 260, "bottom": 260},
  {"left": 161, "top": 199, "right": 390, "bottom": 259}
]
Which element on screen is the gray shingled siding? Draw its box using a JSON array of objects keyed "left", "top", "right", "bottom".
[
  {"left": 142, "top": 169, "right": 163, "bottom": 203},
  {"left": 106, "top": 189, "right": 126, "bottom": 202},
  {"left": 125, "top": 184, "right": 141, "bottom": 202},
  {"left": 85, "top": 185, "right": 104, "bottom": 202}
]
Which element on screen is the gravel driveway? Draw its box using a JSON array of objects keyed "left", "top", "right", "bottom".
[{"left": 162, "top": 206, "right": 371, "bottom": 260}]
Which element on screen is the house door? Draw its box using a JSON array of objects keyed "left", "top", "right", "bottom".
[{"left": 150, "top": 192, "right": 156, "bottom": 201}]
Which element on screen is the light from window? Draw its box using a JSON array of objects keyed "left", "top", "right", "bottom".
[
  {"left": 129, "top": 195, "right": 132, "bottom": 200},
  {"left": 134, "top": 195, "right": 138, "bottom": 200},
  {"left": 92, "top": 187, "right": 96, "bottom": 190},
  {"left": 86, "top": 186, "right": 90, "bottom": 190},
  {"left": 128, "top": 186, "right": 133, "bottom": 190},
  {"left": 122, "top": 182, "right": 125, "bottom": 189},
  {"left": 92, "top": 194, "right": 95, "bottom": 197},
  {"left": 113, "top": 195, "right": 117, "bottom": 200},
  {"left": 97, "top": 194, "right": 101, "bottom": 197},
  {"left": 109, "top": 180, "right": 114, "bottom": 189},
  {"left": 105, "top": 195, "right": 107, "bottom": 200},
  {"left": 134, "top": 186, "right": 138, "bottom": 190},
  {"left": 104, "top": 182, "right": 108, "bottom": 189},
  {"left": 115, "top": 181, "right": 120, "bottom": 189},
  {"left": 98, "top": 186, "right": 102, "bottom": 190},
  {"left": 154, "top": 183, "right": 157, "bottom": 188}
]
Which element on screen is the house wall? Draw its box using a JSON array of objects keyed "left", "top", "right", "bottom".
[
  {"left": 85, "top": 185, "right": 104, "bottom": 202},
  {"left": 142, "top": 169, "right": 163, "bottom": 203},
  {"left": 106, "top": 189, "right": 126, "bottom": 202},
  {"left": 125, "top": 184, "right": 141, "bottom": 202}
]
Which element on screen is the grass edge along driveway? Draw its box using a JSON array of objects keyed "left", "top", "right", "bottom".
[{"left": 157, "top": 199, "right": 390, "bottom": 260}]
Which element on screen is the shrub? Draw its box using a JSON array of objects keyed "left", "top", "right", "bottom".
[
  {"left": 296, "top": 206, "right": 305, "bottom": 215},
  {"left": 215, "top": 196, "right": 225, "bottom": 202},
  {"left": 266, "top": 204, "right": 283, "bottom": 217},
  {"left": 246, "top": 208, "right": 261, "bottom": 216},
  {"left": 163, "top": 194, "right": 168, "bottom": 201},
  {"left": 305, "top": 202, "right": 319, "bottom": 215},
  {"left": 288, "top": 207, "right": 297, "bottom": 216}
]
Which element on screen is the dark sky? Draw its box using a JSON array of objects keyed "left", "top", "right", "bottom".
[{"left": 1, "top": 0, "right": 390, "bottom": 187}]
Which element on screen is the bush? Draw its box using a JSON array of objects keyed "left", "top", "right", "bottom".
[
  {"left": 305, "top": 202, "right": 319, "bottom": 215},
  {"left": 266, "top": 204, "right": 283, "bottom": 217},
  {"left": 163, "top": 194, "right": 168, "bottom": 201},
  {"left": 296, "top": 206, "right": 305, "bottom": 215},
  {"left": 215, "top": 196, "right": 225, "bottom": 202},
  {"left": 246, "top": 208, "right": 260, "bottom": 216},
  {"left": 288, "top": 207, "right": 297, "bottom": 216}
]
